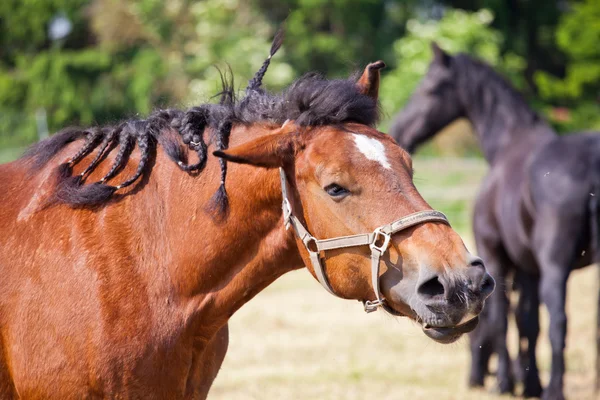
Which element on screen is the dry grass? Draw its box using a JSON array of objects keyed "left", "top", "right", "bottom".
[{"left": 210, "top": 157, "right": 598, "bottom": 400}]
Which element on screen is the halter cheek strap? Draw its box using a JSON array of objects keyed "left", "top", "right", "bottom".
[{"left": 279, "top": 168, "right": 450, "bottom": 314}]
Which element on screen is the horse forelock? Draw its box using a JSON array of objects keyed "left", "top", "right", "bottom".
[{"left": 19, "top": 72, "right": 379, "bottom": 211}]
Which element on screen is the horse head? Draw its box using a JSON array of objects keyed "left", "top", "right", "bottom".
[{"left": 216, "top": 62, "right": 494, "bottom": 343}]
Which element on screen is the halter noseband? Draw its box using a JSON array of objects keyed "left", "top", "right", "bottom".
[{"left": 279, "top": 168, "right": 450, "bottom": 314}]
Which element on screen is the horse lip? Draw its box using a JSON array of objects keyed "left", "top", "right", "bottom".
[
  {"left": 421, "top": 316, "right": 480, "bottom": 344},
  {"left": 422, "top": 315, "right": 479, "bottom": 332},
  {"left": 381, "top": 301, "right": 408, "bottom": 317}
]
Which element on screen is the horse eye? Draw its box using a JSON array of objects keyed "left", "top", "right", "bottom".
[{"left": 324, "top": 184, "right": 350, "bottom": 198}]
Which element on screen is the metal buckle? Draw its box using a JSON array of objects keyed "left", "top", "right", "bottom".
[
  {"left": 370, "top": 228, "right": 391, "bottom": 253},
  {"left": 303, "top": 235, "right": 319, "bottom": 253},
  {"left": 364, "top": 299, "right": 383, "bottom": 313}
]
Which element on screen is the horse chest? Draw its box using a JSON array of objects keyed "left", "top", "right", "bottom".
[
  {"left": 11, "top": 329, "right": 204, "bottom": 398},
  {"left": 4, "top": 288, "right": 207, "bottom": 398},
  {"left": 475, "top": 162, "right": 538, "bottom": 272}
]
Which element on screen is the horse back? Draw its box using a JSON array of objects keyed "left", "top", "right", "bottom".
[
  {"left": 0, "top": 148, "right": 199, "bottom": 397},
  {"left": 524, "top": 133, "right": 600, "bottom": 267}
]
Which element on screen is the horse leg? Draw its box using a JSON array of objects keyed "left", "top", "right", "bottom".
[
  {"left": 468, "top": 319, "right": 493, "bottom": 388},
  {"left": 514, "top": 269, "right": 543, "bottom": 397},
  {"left": 538, "top": 265, "right": 569, "bottom": 400},
  {"left": 468, "top": 275, "right": 494, "bottom": 389},
  {"left": 185, "top": 324, "right": 230, "bottom": 400},
  {"left": 470, "top": 239, "right": 514, "bottom": 394},
  {"left": 535, "top": 220, "right": 578, "bottom": 400},
  {"left": 0, "top": 338, "right": 17, "bottom": 399},
  {"left": 490, "top": 269, "right": 514, "bottom": 394}
]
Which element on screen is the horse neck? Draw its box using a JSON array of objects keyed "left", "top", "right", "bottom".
[
  {"left": 455, "top": 60, "right": 555, "bottom": 164},
  {"left": 170, "top": 127, "right": 303, "bottom": 332},
  {"left": 146, "top": 127, "right": 303, "bottom": 335}
]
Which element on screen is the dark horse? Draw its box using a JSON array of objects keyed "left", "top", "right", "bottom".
[
  {"left": 390, "top": 43, "right": 600, "bottom": 400},
  {"left": 0, "top": 35, "right": 494, "bottom": 398}
]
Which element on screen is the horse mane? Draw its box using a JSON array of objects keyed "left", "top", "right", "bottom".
[
  {"left": 21, "top": 36, "right": 379, "bottom": 212},
  {"left": 453, "top": 53, "right": 544, "bottom": 128}
]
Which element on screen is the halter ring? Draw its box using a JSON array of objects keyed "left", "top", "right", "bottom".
[
  {"left": 370, "top": 228, "right": 391, "bottom": 253},
  {"left": 364, "top": 299, "right": 384, "bottom": 313}
]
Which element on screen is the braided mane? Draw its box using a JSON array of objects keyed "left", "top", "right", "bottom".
[{"left": 22, "top": 32, "right": 379, "bottom": 212}]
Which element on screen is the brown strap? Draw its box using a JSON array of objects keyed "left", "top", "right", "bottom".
[
  {"left": 316, "top": 234, "right": 372, "bottom": 251},
  {"left": 382, "top": 210, "right": 449, "bottom": 235},
  {"left": 279, "top": 168, "right": 450, "bottom": 313}
]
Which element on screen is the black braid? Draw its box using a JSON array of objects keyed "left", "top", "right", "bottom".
[
  {"left": 80, "top": 127, "right": 118, "bottom": 179},
  {"left": 55, "top": 126, "right": 119, "bottom": 205},
  {"left": 207, "top": 119, "right": 232, "bottom": 217},
  {"left": 100, "top": 123, "right": 134, "bottom": 183},
  {"left": 214, "top": 120, "right": 232, "bottom": 178},
  {"left": 67, "top": 128, "right": 103, "bottom": 166},
  {"left": 116, "top": 129, "right": 151, "bottom": 189},
  {"left": 34, "top": 22, "right": 379, "bottom": 213},
  {"left": 177, "top": 106, "right": 210, "bottom": 172},
  {"left": 245, "top": 26, "right": 285, "bottom": 92},
  {"left": 149, "top": 109, "right": 187, "bottom": 165},
  {"left": 164, "top": 109, "right": 185, "bottom": 131}
]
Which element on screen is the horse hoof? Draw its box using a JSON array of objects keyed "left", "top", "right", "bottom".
[
  {"left": 468, "top": 376, "right": 485, "bottom": 388},
  {"left": 541, "top": 390, "right": 565, "bottom": 400},
  {"left": 493, "top": 379, "right": 515, "bottom": 395},
  {"left": 522, "top": 381, "right": 543, "bottom": 398}
]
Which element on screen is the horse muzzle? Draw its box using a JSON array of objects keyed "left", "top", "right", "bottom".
[
  {"left": 422, "top": 315, "right": 480, "bottom": 344},
  {"left": 383, "top": 255, "right": 495, "bottom": 343}
]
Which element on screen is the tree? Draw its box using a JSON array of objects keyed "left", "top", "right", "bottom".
[
  {"left": 0, "top": 0, "right": 294, "bottom": 151},
  {"left": 379, "top": 9, "right": 525, "bottom": 123},
  {"left": 254, "top": 0, "right": 419, "bottom": 76},
  {"left": 534, "top": 0, "right": 600, "bottom": 131},
  {"left": 437, "top": 0, "right": 565, "bottom": 94}
]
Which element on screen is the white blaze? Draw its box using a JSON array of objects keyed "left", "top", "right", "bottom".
[{"left": 352, "top": 134, "right": 391, "bottom": 170}]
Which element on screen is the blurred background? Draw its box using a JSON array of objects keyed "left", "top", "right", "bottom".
[
  {"left": 1, "top": 1, "right": 598, "bottom": 399},
  {"left": 1, "top": 0, "right": 599, "bottom": 161}
]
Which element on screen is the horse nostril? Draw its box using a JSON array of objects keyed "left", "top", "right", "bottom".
[
  {"left": 466, "top": 259, "right": 487, "bottom": 292},
  {"left": 480, "top": 274, "right": 495, "bottom": 297},
  {"left": 417, "top": 276, "right": 446, "bottom": 300}
]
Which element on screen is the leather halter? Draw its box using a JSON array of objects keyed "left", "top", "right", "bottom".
[{"left": 279, "top": 168, "right": 450, "bottom": 313}]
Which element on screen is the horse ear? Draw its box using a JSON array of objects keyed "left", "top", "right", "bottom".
[
  {"left": 431, "top": 42, "right": 451, "bottom": 66},
  {"left": 214, "top": 123, "right": 296, "bottom": 168},
  {"left": 356, "top": 61, "right": 386, "bottom": 101}
]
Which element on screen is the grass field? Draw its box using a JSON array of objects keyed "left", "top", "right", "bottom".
[{"left": 210, "top": 156, "right": 598, "bottom": 400}]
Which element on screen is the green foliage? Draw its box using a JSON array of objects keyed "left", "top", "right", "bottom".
[
  {"left": 534, "top": 0, "right": 600, "bottom": 131},
  {"left": 1, "top": 46, "right": 171, "bottom": 146},
  {"left": 1, "top": 0, "right": 599, "bottom": 157},
  {"left": 379, "top": 9, "right": 525, "bottom": 127},
  {"left": 1, "top": 0, "right": 96, "bottom": 148},
  {"left": 255, "top": 0, "right": 416, "bottom": 76},
  {"left": 178, "top": 0, "right": 295, "bottom": 102},
  {"left": 437, "top": 0, "right": 565, "bottom": 96},
  {"left": 0, "top": 0, "right": 295, "bottom": 150},
  {"left": 0, "top": 0, "right": 89, "bottom": 59}
]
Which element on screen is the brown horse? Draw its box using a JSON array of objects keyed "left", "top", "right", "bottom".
[{"left": 0, "top": 42, "right": 494, "bottom": 398}]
